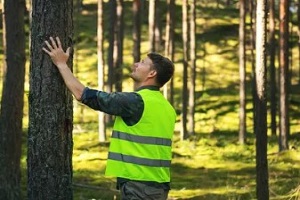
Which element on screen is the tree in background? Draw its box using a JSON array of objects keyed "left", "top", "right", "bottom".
[
  {"left": 279, "top": 0, "right": 289, "bottom": 151},
  {"left": 154, "top": 0, "right": 162, "bottom": 52},
  {"left": 0, "top": 0, "right": 26, "bottom": 198},
  {"left": 239, "top": 0, "right": 246, "bottom": 144},
  {"left": 148, "top": 0, "right": 156, "bottom": 52},
  {"left": 255, "top": 0, "right": 269, "bottom": 199},
  {"left": 298, "top": 0, "right": 300, "bottom": 85},
  {"left": 97, "top": 0, "right": 106, "bottom": 142},
  {"left": 181, "top": 0, "right": 189, "bottom": 140},
  {"left": 107, "top": 0, "right": 116, "bottom": 94},
  {"left": 27, "top": 0, "right": 73, "bottom": 198},
  {"left": 163, "top": 0, "right": 175, "bottom": 105},
  {"left": 114, "top": 0, "right": 124, "bottom": 92},
  {"left": 268, "top": 0, "right": 277, "bottom": 136},
  {"left": 133, "top": 0, "right": 141, "bottom": 63},
  {"left": 188, "top": 0, "right": 196, "bottom": 136},
  {"left": 250, "top": 0, "right": 257, "bottom": 132}
]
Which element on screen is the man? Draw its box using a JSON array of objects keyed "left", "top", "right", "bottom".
[{"left": 43, "top": 37, "right": 176, "bottom": 200}]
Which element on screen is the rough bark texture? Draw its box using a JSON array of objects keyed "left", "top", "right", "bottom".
[
  {"left": 239, "top": 0, "right": 246, "bottom": 144},
  {"left": 279, "top": 0, "right": 289, "bottom": 151},
  {"left": 269, "top": 0, "right": 277, "bottom": 136},
  {"left": 28, "top": 0, "right": 74, "bottom": 199},
  {"left": 188, "top": 0, "right": 196, "bottom": 136},
  {"left": 97, "top": 0, "right": 106, "bottom": 142},
  {"left": 181, "top": 0, "right": 189, "bottom": 140},
  {"left": 0, "top": 0, "right": 26, "bottom": 198},
  {"left": 255, "top": 0, "right": 269, "bottom": 199},
  {"left": 163, "top": 0, "right": 175, "bottom": 104},
  {"left": 133, "top": 0, "right": 141, "bottom": 63}
]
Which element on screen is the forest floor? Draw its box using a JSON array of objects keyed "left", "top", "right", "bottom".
[{"left": 13, "top": 0, "right": 300, "bottom": 199}]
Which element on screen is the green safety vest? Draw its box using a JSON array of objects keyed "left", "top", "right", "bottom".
[{"left": 105, "top": 89, "right": 176, "bottom": 182}]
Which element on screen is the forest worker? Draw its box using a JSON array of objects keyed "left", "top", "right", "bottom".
[{"left": 43, "top": 36, "right": 176, "bottom": 200}]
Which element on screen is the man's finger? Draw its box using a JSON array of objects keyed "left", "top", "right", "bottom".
[
  {"left": 42, "top": 47, "right": 51, "bottom": 55},
  {"left": 66, "top": 47, "right": 71, "bottom": 56},
  {"left": 56, "top": 37, "right": 62, "bottom": 49},
  {"left": 44, "top": 41, "right": 53, "bottom": 51},
  {"left": 50, "top": 37, "right": 58, "bottom": 49}
]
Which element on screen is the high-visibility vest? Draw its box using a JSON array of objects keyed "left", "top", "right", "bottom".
[{"left": 105, "top": 89, "right": 176, "bottom": 182}]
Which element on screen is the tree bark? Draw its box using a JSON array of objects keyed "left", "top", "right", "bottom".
[
  {"left": 188, "top": 0, "right": 196, "bottom": 136},
  {"left": 181, "top": 0, "right": 189, "bottom": 140},
  {"left": 239, "top": 0, "right": 246, "bottom": 144},
  {"left": 148, "top": 0, "right": 156, "bottom": 52},
  {"left": 255, "top": 0, "right": 269, "bottom": 199},
  {"left": 133, "top": 0, "right": 141, "bottom": 63},
  {"left": 28, "top": 0, "right": 74, "bottom": 199},
  {"left": 163, "top": 0, "right": 175, "bottom": 105},
  {"left": 279, "top": 0, "right": 289, "bottom": 151},
  {"left": 107, "top": 0, "right": 116, "bottom": 94},
  {"left": 0, "top": 0, "right": 26, "bottom": 198},
  {"left": 269, "top": 0, "right": 277, "bottom": 136},
  {"left": 98, "top": 0, "right": 106, "bottom": 142},
  {"left": 114, "top": 0, "right": 124, "bottom": 92}
]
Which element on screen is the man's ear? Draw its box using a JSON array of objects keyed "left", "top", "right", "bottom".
[{"left": 148, "top": 70, "right": 157, "bottom": 78}]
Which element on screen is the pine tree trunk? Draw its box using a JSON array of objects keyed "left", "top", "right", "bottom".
[
  {"left": 163, "top": 0, "right": 175, "bottom": 104},
  {"left": 114, "top": 0, "right": 123, "bottom": 92},
  {"left": 107, "top": 0, "right": 116, "bottom": 93},
  {"left": 181, "top": 0, "right": 189, "bottom": 140},
  {"left": 255, "top": 0, "right": 269, "bottom": 199},
  {"left": 0, "top": 0, "right": 26, "bottom": 198},
  {"left": 148, "top": 0, "right": 156, "bottom": 52},
  {"left": 269, "top": 0, "right": 277, "bottom": 136},
  {"left": 98, "top": 0, "right": 106, "bottom": 142},
  {"left": 188, "top": 0, "right": 196, "bottom": 136},
  {"left": 239, "top": 0, "right": 246, "bottom": 144},
  {"left": 28, "top": 0, "right": 74, "bottom": 199},
  {"left": 250, "top": 0, "right": 257, "bottom": 133},
  {"left": 279, "top": 0, "right": 289, "bottom": 151},
  {"left": 133, "top": 0, "right": 141, "bottom": 63}
]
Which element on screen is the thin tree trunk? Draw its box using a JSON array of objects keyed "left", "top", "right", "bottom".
[
  {"left": 239, "top": 0, "right": 246, "bottom": 144},
  {"left": 163, "top": 0, "right": 171, "bottom": 99},
  {"left": 107, "top": 0, "right": 116, "bottom": 93},
  {"left": 28, "top": 0, "right": 73, "bottom": 198},
  {"left": 154, "top": 0, "right": 161, "bottom": 52},
  {"left": 114, "top": 0, "right": 123, "bottom": 92},
  {"left": 148, "top": 0, "right": 156, "bottom": 52},
  {"left": 163, "top": 0, "right": 175, "bottom": 105},
  {"left": 133, "top": 0, "right": 141, "bottom": 63},
  {"left": 279, "top": 0, "right": 289, "bottom": 151},
  {"left": 98, "top": 0, "right": 106, "bottom": 142},
  {"left": 298, "top": 0, "right": 300, "bottom": 85},
  {"left": 255, "top": 0, "right": 269, "bottom": 199},
  {"left": 269, "top": 0, "right": 277, "bottom": 136},
  {"left": 0, "top": 0, "right": 26, "bottom": 198},
  {"left": 250, "top": 0, "right": 257, "bottom": 133},
  {"left": 181, "top": 0, "right": 189, "bottom": 140},
  {"left": 188, "top": 0, "right": 196, "bottom": 136}
]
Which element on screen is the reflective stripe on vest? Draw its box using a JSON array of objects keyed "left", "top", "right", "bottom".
[
  {"left": 108, "top": 152, "right": 171, "bottom": 167},
  {"left": 111, "top": 130, "right": 172, "bottom": 146}
]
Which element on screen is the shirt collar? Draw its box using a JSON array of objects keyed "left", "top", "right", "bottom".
[{"left": 135, "top": 85, "right": 160, "bottom": 92}]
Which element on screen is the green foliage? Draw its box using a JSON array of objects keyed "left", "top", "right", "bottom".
[{"left": 9, "top": 0, "right": 300, "bottom": 199}]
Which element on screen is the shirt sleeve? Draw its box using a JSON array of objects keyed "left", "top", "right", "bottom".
[{"left": 80, "top": 87, "right": 143, "bottom": 119}]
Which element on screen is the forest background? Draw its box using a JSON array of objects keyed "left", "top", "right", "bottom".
[{"left": 0, "top": 0, "right": 300, "bottom": 199}]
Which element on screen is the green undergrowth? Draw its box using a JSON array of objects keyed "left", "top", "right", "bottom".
[{"left": 3, "top": 0, "right": 300, "bottom": 199}]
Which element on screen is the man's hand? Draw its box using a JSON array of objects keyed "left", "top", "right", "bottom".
[{"left": 42, "top": 37, "right": 70, "bottom": 68}]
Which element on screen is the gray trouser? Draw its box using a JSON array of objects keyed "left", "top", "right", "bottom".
[{"left": 120, "top": 181, "right": 169, "bottom": 200}]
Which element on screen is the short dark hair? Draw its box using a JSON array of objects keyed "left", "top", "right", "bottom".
[{"left": 147, "top": 52, "right": 174, "bottom": 87}]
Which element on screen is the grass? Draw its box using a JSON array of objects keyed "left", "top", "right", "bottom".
[{"left": 1, "top": 0, "right": 300, "bottom": 199}]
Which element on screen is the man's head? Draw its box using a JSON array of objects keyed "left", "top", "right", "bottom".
[
  {"left": 147, "top": 52, "right": 174, "bottom": 87},
  {"left": 130, "top": 53, "right": 174, "bottom": 88}
]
